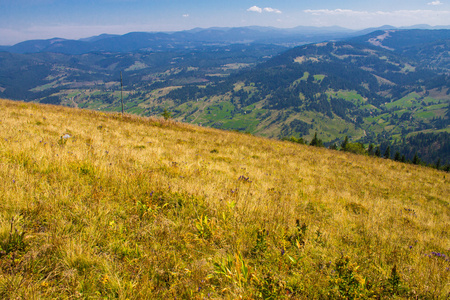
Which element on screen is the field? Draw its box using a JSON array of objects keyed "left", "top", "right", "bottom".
[{"left": 0, "top": 99, "right": 449, "bottom": 299}]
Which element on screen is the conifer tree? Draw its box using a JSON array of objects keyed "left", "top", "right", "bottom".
[
  {"left": 368, "top": 143, "right": 374, "bottom": 156},
  {"left": 375, "top": 146, "right": 381, "bottom": 157},
  {"left": 161, "top": 108, "right": 172, "bottom": 120},
  {"left": 436, "top": 158, "right": 441, "bottom": 170},
  {"left": 384, "top": 146, "right": 391, "bottom": 159},
  {"left": 310, "top": 132, "right": 323, "bottom": 147},
  {"left": 341, "top": 136, "right": 349, "bottom": 151}
]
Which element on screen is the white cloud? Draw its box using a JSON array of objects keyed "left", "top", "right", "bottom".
[
  {"left": 264, "top": 7, "right": 282, "bottom": 14},
  {"left": 247, "top": 6, "right": 262, "bottom": 13},
  {"left": 247, "top": 6, "right": 282, "bottom": 14},
  {"left": 182, "top": 14, "right": 189, "bottom": 18},
  {"left": 428, "top": 0, "right": 443, "bottom": 5}
]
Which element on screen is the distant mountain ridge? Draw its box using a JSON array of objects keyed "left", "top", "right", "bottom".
[
  {"left": 0, "top": 26, "right": 355, "bottom": 54},
  {"left": 1, "top": 25, "right": 448, "bottom": 55}
]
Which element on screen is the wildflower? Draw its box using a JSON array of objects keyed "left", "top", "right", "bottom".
[
  {"left": 409, "top": 246, "right": 413, "bottom": 249},
  {"left": 13, "top": 180, "right": 15, "bottom": 183},
  {"left": 281, "top": 248, "right": 285, "bottom": 255}
]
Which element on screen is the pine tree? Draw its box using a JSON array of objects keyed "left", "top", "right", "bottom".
[
  {"left": 375, "top": 146, "right": 381, "bottom": 157},
  {"left": 368, "top": 143, "right": 374, "bottom": 156},
  {"left": 394, "top": 151, "right": 401, "bottom": 161},
  {"left": 412, "top": 153, "right": 420, "bottom": 165},
  {"left": 384, "top": 146, "right": 391, "bottom": 159},
  {"left": 436, "top": 158, "right": 441, "bottom": 170},
  {"left": 341, "top": 136, "right": 349, "bottom": 151},
  {"left": 161, "top": 108, "right": 172, "bottom": 120},
  {"left": 310, "top": 132, "right": 323, "bottom": 147}
]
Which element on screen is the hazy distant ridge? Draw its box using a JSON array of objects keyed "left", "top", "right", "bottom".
[{"left": 2, "top": 25, "right": 448, "bottom": 54}]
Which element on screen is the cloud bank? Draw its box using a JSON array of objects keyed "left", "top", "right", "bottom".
[{"left": 428, "top": 0, "right": 443, "bottom": 5}]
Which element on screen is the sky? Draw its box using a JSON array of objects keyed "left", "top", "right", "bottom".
[{"left": 1, "top": 0, "right": 450, "bottom": 45}]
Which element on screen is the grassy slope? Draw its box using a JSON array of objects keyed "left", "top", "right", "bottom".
[{"left": 0, "top": 99, "right": 449, "bottom": 299}]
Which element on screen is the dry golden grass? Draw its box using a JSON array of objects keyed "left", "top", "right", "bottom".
[{"left": 0, "top": 99, "right": 449, "bottom": 299}]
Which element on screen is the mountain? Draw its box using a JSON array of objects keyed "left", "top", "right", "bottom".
[
  {"left": 78, "top": 33, "right": 120, "bottom": 42},
  {"left": 350, "top": 29, "right": 450, "bottom": 71},
  {"left": 1, "top": 98, "right": 449, "bottom": 298},
  {"left": 352, "top": 25, "right": 398, "bottom": 36},
  {"left": 350, "top": 29, "right": 450, "bottom": 51},
  {"left": 0, "top": 26, "right": 359, "bottom": 55},
  {"left": 1, "top": 26, "right": 448, "bottom": 55}
]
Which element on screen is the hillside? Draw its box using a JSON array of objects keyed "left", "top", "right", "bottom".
[
  {"left": 0, "top": 44, "right": 286, "bottom": 101},
  {"left": 350, "top": 29, "right": 450, "bottom": 71},
  {"left": 0, "top": 99, "right": 448, "bottom": 299},
  {"left": 158, "top": 39, "right": 449, "bottom": 163}
]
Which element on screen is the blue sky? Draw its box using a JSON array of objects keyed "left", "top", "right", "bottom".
[{"left": 1, "top": 0, "right": 450, "bottom": 45}]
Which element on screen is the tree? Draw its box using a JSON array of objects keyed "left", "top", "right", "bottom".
[
  {"left": 368, "top": 143, "right": 374, "bottom": 156},
  {"left": 394, "top": 151, "right": 401, "bottom": 161},
  {"left": 412, "top": 153, "right": 420, "bottom": 165},
  {"left": 375, "top": 146, "right": 381, "bottom": 157},
  {"left": 435, "top": 158, "right": 441, "bottom": 170},
  {"left": 341, "top": 136, "right": 349, "bottom": 151},
  {"left": 161, "top": 108, "right": 172, "bottom": 120},
  {"left": 310, "top": 132, "right": 323, "bottom": 147},
  {"left": 384, "top": 146, "right": 391, "bottom": 159}
]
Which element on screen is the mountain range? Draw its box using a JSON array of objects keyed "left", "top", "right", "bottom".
[
  {"left": 1, "top": 25, "right": 449, "bottom": 54},
  {"left": 0, "top": 26, "right": 449, "bottom": 164}
]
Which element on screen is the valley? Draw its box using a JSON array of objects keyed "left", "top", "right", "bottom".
[{"left": 0, "top": 27, "right": 449, "bottom": 165}]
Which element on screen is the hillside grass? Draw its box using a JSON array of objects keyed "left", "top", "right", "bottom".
[{"left": 0, "top": 99, "right": 449, "bottom": 299}]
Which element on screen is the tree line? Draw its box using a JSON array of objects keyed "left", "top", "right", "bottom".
[{"left": 283, "top": 132, "right": 450, "bottom": 172}]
